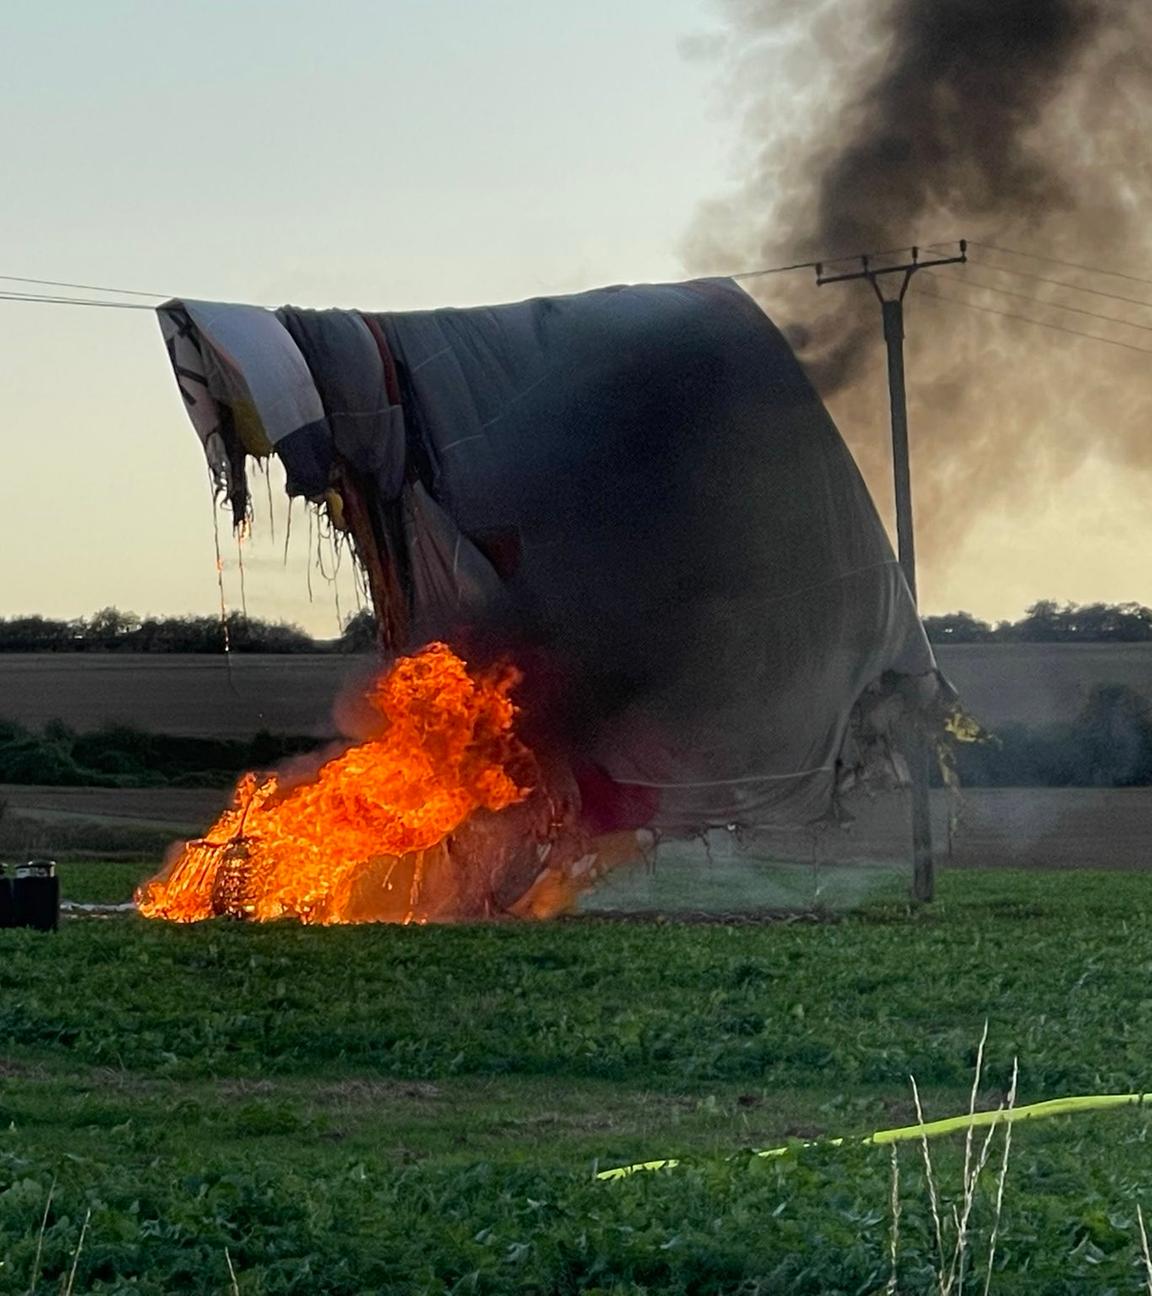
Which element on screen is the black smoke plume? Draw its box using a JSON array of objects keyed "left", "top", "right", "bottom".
[{"left": 686, "top": 0, "right": 1151, "bottom": 572}]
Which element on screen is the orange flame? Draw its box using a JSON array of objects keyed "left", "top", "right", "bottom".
[{"left": 135, "top": 643, "right": 610, "bottom": 925}]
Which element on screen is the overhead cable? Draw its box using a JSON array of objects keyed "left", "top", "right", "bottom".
[
  {"left": 0, "top": 272, "right": 168, "bottom": 299},
  {"left": 0, "top": 240, "right": 966, "bottom": 313},
  {"left": 967, "top": 259, "right": 1152, "bottom": 311},
  {"left": 915, "top": 286, "right": 1152, "bottom": 357},
  {"left": 2, "top": 239, "right": 1145, "bottom": 313},
  {"left": 968, "top": 241, "right": 1152, "bottom": 291},
  {"left": 0, "top": 291, "right": 157, "bottom": 311},
  {"left": 924, "top": 270, "right": 1152, "bottom": 335}
]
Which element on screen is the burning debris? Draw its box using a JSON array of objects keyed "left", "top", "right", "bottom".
[{"left": 136, "top": 644, "right": 610, "bottom": 924}]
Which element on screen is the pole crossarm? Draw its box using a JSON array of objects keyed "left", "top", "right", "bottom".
[{"left": 815, "top": 241, "right": 967, "bottom": 288}]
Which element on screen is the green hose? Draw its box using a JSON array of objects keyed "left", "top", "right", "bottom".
[{"left": 597, "top": 1092, "right": 1150, "bottom": 1181}]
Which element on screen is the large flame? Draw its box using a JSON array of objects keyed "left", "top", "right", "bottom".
[{"left": 136, "top": 643, "right": 614, "bottom": 925}]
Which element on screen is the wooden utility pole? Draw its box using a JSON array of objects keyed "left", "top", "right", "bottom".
[{"left": 816, "top": 241, "right": 967, "bottom": 902}]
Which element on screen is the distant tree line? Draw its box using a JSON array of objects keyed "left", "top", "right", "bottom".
[
  {"left": 948, "top": 683, "right": 1152, "bottom": 788},
  {"left": 4, "top": 602, "right": 1148, "bottom": 652},
  {"left": 0, "top": 719, "right": 323, "bottom": 789},
  {"left": 0, "top": 608, "right": 375, "bottom": 654},
  {"left": 924, "top": 601, "right": 1152, "bottom": 644}
]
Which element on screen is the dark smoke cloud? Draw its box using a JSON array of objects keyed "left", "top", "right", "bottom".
[{"left": 685, "top": 0, "right": 1152, "bottom": 576}]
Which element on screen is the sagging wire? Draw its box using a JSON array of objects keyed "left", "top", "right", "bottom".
[
  {"left": 208, "top": 479, "right": 243, "bottom": 701},
  {"left": 330, "top": 530, "right": 343, "bottom": 631},
  {"left": 262, "top": 460, "right": 276, "bottom": 548},
  {"left": 314, "top": 510, "right": 332, "bottom": 582},
  {"left": 235, "top": 523, "right": 249, "bottom": 619},
  {"left": 305, "top": 507, "right": 314, "bottom": 603},
  {"left": 309, "top": 499, "right": 353, "bottom": 632},
  {"left": 305, "top": 497, "right": 358, "bottom": 628},
  {"left": 210, "top": 487, "right": 232, "bottom": 657},
  {"left": 351, "top": 559, "right": 368, "bottom": 615}
]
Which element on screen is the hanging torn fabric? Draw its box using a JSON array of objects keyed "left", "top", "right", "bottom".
[
  {"left": 174, "top": 299, "right": 332, "bottom": 498},
  {"left": 156, "top": 277, "right": 951, "bottom": 838},
  {"left": 157, "top": 304, "right": 239, "bottom": 507}
]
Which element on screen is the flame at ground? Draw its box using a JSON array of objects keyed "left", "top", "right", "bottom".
[{"left": 136, "top": 643, "right": 616, "bottom": 924}]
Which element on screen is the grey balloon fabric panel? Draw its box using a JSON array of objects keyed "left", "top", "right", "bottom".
[{"left": 157, "top": 277, "right": 942, "bottom": 834}]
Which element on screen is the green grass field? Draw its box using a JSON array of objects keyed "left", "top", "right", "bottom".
[{"left": 4, "top": 865, "right": 1152, "bottom": 1293}]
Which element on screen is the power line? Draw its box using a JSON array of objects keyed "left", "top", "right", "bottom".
[
  {"left": 0, "top": 272, "right": 168, "bottom": 299},
  {"left": 0, "top": 261, "right": 815, "bottom": 308},
  {"left": 729, "top": 258, "right": 819, "bottom": 280},
  {"left": 0, "top": 238, "right": 963, "bottom": 311},
  {"left": 968, "top": 241, "right": 1152, "bottom": 291},
  {"left": 0, "top": 254, "right": 828, "bottom": 305},
  {"left": 0, "top": 236, "right": 984, "bottom": 319},
  {"left": 0, "top": 291, "right": 157, "bottom": 311},
  {"left": 9, "top": 238, "right": 1143, "bottom": 313},
  {"left": 925, "top": 269, "right": 1152, "bottom": 335},
  {"left": 967, "top": 258, "right": 1152, "bottom": 311},
  {"left": 915, "top": 285, "right": 1152, "bottom": 357}
]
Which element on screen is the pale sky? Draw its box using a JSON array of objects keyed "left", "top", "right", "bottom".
[{"left": 1, "top": 0, "right": 1147, "bottom": 636}]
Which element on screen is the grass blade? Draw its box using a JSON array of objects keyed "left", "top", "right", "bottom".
[
  {"left": 910, "top": 1073, "right": 947, "bottom": 1284},
  {"left": 226, "top": 1247, "right": 241, "bottom": 1295},
  {"left": 886, "top": 1144, "right": 901, "bottom": 1295},
  {"left": 60, "top": 1208, "right": 90, "bottom": 1296},
  {"left": 982, "top": 1057, "right": 1019, "bottom": 1296},
  {"left": 27, "top": 1176, "right": 56, "bottom": 1296},
  {"left": 949, "top": 1020, "right": 990, "bottom": 1296},
  {"left": 1137, "top": 1204, "right": 1152, "bottom": 1296}
]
